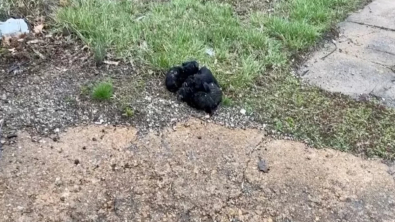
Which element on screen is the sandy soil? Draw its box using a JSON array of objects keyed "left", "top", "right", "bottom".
[{"left": 0, "top": 118, "right": 394, "bottom": 222}]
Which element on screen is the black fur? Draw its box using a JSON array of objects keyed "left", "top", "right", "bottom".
[
  {"left": 165, "top": 66, "right": 184, "bottom": 92},
  {"left": 181, "top": 60, "right": 199, "bottom": 76},
  {"left": 165, "top": 61, "right": 199, "bottom": 92},
  {"left": 177, "top": 66, "right": 222, "bottom": 114},
  {"left": 191, "top": 82, "right": 222, "bottom": 114}
]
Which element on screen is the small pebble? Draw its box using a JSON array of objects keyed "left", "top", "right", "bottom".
[
  {"left": 258, "top": 159, "right": 269, "bottom": 173},
  {"left": 74, "top": 159, "right": 80, "bottom": 165},
  {"left": 55, "top": 177, "right": 62, "bottom": 186}
]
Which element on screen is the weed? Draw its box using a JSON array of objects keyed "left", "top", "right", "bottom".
[
  {"left": 92, "top": 80, "right": 113, "bottom": 101},
  {"left": 93, "top": 42, "right": 106, "bottom": 66},
  {"left": 123, "top": 106, "right": 134, "bottom": 118}
]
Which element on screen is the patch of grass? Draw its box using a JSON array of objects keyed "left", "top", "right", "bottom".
[
  {"left": 56, "top": 0, "right": 286, "bottom": 90},
  {"left": 251, "top": 72, "right": 395, "bottom": 159},
  {"left": 93, "top": 42, "right": 106, "bottom": 66},
  {"left": 91, "top": 80, "right": 113, "bottom": 101},
  {"left": 122, "top": 106, "right": 135, "bottom": 118},
  {"left": 257, "top": 0, "right": 368, "bottom": 52}
]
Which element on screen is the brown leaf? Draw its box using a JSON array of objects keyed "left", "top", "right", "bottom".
[
  {"left": 34, "top": 24, "right": 44, "bottom": 34},
  {"left": 59, "top": 0, "right": 69, "bottom": 6}
]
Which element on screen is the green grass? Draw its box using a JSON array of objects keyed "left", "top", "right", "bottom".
[
  {"left": 91, "top": 80, "right": 113, "bottom": 101},
  {"left": 122, "top": 106, "right": 135, "bottom": 118},
  {"left": 55, "top": 0, "right": 395, "bottom": 159},
  {"left": 56, "top": 0, "right": 286, "bottom": 91}
]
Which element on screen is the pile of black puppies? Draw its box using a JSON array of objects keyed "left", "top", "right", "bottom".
[{"left": 165, "top": 61, "right": 222, "bottom": 115}]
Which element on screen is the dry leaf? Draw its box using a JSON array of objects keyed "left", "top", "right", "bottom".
[
  {"left": 59, "top": 0, "right": 69, "bottom": 6},
  {"left": 32, "top": 48, "right": 46, "bottom": 60},
  {"left": 27, "top": 39, "right": 43, "bottom": 44},
  {"left": 34, "top": 24, "right": 44, "bottom": 34},
  {"left": 8, "top": 48, "right": 16, "bottom": 54},
  {"left": 103, "top": 60, "right": 120, "bottom": 66},
  {"left": 2, "top": 36, "right": 12, "bottom": 46}
]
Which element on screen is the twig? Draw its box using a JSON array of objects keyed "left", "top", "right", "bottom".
[{"left": 321, "top": 39, "right": 337, "bottom": 60}]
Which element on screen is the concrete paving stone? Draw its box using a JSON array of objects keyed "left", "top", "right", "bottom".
[
  {"left": 336, "top": 21, "right": 395, "bottom": 67},
  {"left": 346, "top": 0, "right": 395, "bottom": 30},
  {"left": 299, "top": 52, "right": 395, "bottom": 103},
  {"left": 299, "top": 0, "right": 395, "bottom": 107}
]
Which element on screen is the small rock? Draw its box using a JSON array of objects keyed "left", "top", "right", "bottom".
[
  {"left": 6, "top": 134, "right": 17, "bottom": 139},
  {"left": 92, "top": 137, "right": 97, "bottom": 141},
  {"left": 71, "top": 185, "right": 81, "bottom": 192},
  {"left": 258, "top": 159, "right": 269, "bottom": 173},
  {"left": 60, "top": 196, "right": 65, "bottom": 202},
  {"left": 52, "top": 136, "right": 59, "bottom": 142},
  {"left": 197, "top": 136, "right": 202, "bottom": 139},
  {"left": 240, "top": 109, "right": 246, "bottom": 115},
  {"left": 74, "top": 159, "right": 80, "bottom": 165},
  {"left": 55, "top": 177, "right": 62, "bottom": 186}
]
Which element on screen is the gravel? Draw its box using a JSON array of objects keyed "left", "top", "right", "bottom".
[{"left": 0, "top": 34, "right": 264, "bottom": 140}]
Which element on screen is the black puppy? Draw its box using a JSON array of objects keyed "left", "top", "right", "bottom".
[
  {"left": 190, "top": 66, "right": 219, "bottom": 90},
  {"left": 165, "top": 61, "right": 199, "bottom": 92},
  {"left": 191, "top": 82, "right": 222, "bottom": 114},
  {"left": 177, "top": 66, "right": 222, "bottom": 114},
  {"left": 182, "top": 61, "right": 199, "bottom": 76},
  {"left": 177, "top": 66, "right": 219, "bottom": 101}
]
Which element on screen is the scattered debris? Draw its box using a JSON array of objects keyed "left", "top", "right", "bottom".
[
  {"left": 103, "top": 60, "right": 120, "bottom": 66},
  {"left": 0, "top": 18, "right": 29, "bottom": 38},
  {"left": 205, "top": 48, "right": 215, "bottom": 57},
  {"left": 33, "top": 24, "right": 44, "bottom": 34}
]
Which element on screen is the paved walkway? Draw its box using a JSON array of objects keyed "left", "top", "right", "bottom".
[
  {"left": 1, "top": 118, "right": 395, "bottom": 221},
  {"left": 298, "top": 0, "right": 395, "bottom": 106}
]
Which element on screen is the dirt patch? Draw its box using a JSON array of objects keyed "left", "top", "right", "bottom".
[
  {"left": 0, "top": 32, "right": 259, "bottom": 138},
  {"left": 1, "top": 118, "right": 394, "bottom": 221}
]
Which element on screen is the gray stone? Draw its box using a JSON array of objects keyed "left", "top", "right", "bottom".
[
  {"left": 299, "top": 0, "right": 395, "bottom": 107},
  {"left": 346, "top": 0, "right": 395, "bottom": 30}
]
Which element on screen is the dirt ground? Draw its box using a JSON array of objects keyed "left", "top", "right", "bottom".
[{"left": 0, "top": 118, "right": 394, "bottom": 222}]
